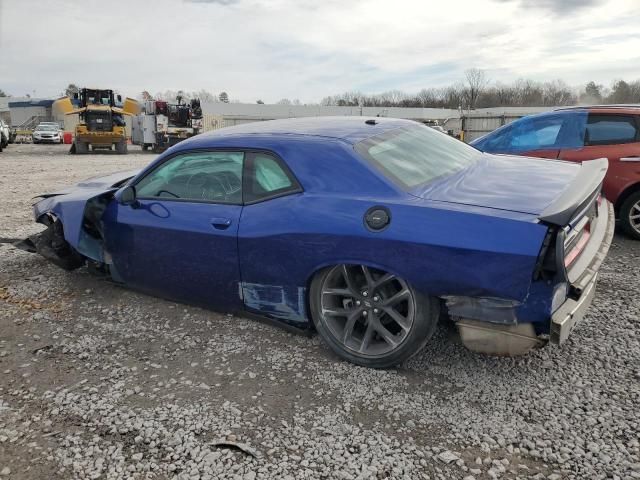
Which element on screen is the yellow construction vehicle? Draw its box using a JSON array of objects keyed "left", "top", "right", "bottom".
[{"left": 54, "top": 88, "right": 140, "bottom": 154}]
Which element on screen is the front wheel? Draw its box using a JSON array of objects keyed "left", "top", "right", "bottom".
[
  {"left": 74, "top": 141, "right": 88, "bottom": 154},
  {"left": 115, "top": 140, "right": 127, "bottom": 154},
  {"left": 620, "top": 191, "right": 640, "bottom": 240},
  {"left": 310, "top": 265, "right": 438, "bottom": 368}
]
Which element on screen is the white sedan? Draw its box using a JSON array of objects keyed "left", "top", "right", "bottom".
[{"left": 32, "top": 124, "right": 63, "bottom": 144}]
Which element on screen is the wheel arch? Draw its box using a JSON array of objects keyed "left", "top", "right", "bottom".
[
  {"left": 614, "top": 182, "right": 640, "bottom": 215},
  {"left": 303, "top": 259, "right": 424, "bottom": 324}
]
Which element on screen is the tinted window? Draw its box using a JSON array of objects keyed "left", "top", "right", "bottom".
[
  {"left": 355, "top": 125, "right": 479, "bottom": 189},
  {"left": 135, "top": 151, "right": 243, "bottom": 203},
  {"left": 245, "top": 152, "right": 300, "bottom": 202},
  {"left": 474, "top": 112, "right": 587, "bottom": 153},
  {"left": 510, "top": 118, "right": 563, "bottom": 148},
  {"left": 586, "top": 115, "right": 638, "bottom": 145}
]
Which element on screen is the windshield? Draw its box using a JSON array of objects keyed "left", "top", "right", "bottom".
[
  {"left": 36, "top": 125, "right": 59, "bottom": 131},
  {"left": 355, "top": 124, "right": 480, "bottom": 189}
]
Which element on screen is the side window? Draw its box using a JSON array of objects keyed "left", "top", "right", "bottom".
[
  {"left": 586, "top": 115, "right": 638, "bottom": 146},
  {"left": 244, "top": 152, "right": 300, "bottom": 203},
  {"left": 476, "top": 124, "right": 513, "bottom": 151},
  {"left": 135, "top": 151, "right": 244, "bottom": 204}
]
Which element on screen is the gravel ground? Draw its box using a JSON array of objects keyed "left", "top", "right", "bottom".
[{"left": 0, "top": 144, "right": 638, "bottom": 480}]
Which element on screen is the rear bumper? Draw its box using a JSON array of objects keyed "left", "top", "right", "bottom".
[{"left": 550, "top": 200, "right": 614, "bottom": 344}]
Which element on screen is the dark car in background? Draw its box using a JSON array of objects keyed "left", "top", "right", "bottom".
[{"left": 472, "top": 106, "right": 640, "bottom": 239}]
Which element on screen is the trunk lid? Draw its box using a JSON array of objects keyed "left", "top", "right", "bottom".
[{"left": 412, "top": 154, "right": 588, "bottom": 218}]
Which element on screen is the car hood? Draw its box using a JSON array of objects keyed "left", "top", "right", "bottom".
[
  {"left": 412, "top": 154, "right": 581, "bottom": 216},
  {"left": 38, "top": 169, "right": 141, "bottom": 198},
  {"left": 75, "top": 169, "right": 141, "bottom": 189}
]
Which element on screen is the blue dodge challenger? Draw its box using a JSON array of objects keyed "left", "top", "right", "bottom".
[{"left": 19, "top": 117, "right": 614, "bottom": 367}]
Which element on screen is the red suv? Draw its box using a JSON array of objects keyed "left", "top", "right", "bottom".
[{"left": 471, "top": 106, "right": 640, "bottom": 239}]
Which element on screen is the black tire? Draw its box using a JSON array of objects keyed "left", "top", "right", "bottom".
[
  {"left": 620, "top": 190, "right": 640, "bottom": 240},
  {"left": 310, "top": 265, "right": 439, "bottom": 368},
  {"left": 74, "top": 141, "right": 88, "bottom": 154},
  {"left": 115, "top": 140, "right": 127, "bottom": 154},
  {"left": 31, "top": 219, "right": 85, "bottom": 271},
  {"left": 142, "top": 144, "right": 149, "bottom": 151}
]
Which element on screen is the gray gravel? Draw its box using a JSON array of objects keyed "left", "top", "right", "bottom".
[{"left": 0, "top": 144, "right": 639, "bottom": 479}]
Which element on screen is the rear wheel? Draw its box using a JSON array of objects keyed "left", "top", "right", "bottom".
[
  {"left": 620, "top": 191, "right": 640, "bottom": 240},
  {"left": 310, "top": 265, "right": 438, "bottom": 368}
]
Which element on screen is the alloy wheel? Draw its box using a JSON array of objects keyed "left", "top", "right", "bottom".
[
  {"left": 629, "top": 199, "right": 640, "bottom": 235},
  {"left": 319, "top": 265, "right": 416, "bottom": 356}
]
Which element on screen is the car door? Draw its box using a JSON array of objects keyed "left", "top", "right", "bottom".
[
  {"left": 103, "top": 150, "right": 245, "bottom": 310},
  {"left": 236, "top": 151, "right": 305, "bottom": 323},
  {"left": 559, "top": 113, "right": 640, "bottom": 204}
]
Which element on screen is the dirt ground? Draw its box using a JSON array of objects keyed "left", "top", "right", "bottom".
[{"left": 0, "top": 144, "right": 638, "bottom": 480}]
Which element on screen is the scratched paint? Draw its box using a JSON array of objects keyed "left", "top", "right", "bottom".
[{"left": 240, "top": 282, "right": 307, "bottom": 323}]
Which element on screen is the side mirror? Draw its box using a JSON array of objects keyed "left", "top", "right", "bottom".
[
  {"left": 117, "top": 94, "right": 122, "bottom": 103},
  {"left": 116, "top": 185, "right": 138, "bottom": 207}
]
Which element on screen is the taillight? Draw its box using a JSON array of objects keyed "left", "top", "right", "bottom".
[{"left": 564, "top": 221, "right": 591, "bottom": 268}]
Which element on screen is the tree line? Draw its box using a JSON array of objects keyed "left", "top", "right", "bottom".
[
  {"left": 4, "top": 72, "right": 640, "bottom": 108},
  {"left": 320, "top": 70, "right": 640, "bottom": 109}
]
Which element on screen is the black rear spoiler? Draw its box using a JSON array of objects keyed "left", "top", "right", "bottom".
[{"left": 539, "top": 158, "right": 608, "bottom": 226}]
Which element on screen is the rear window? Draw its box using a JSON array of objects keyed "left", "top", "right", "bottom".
[{"left": 355, "top": 125, "right": 479, "bottom": 189}]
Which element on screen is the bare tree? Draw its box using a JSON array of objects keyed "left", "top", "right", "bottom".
[
  {"left": 193, "top": 90, "right": 217, "bottom": 103},
  {"left": 65, "top": 83, "right": 79, "bottom": 98},
  {"left": 464, "top": 68, "right": 488, "bottom": 109},
  {"left": 542, "top": 80, "right": 576, "bottom": 106}
]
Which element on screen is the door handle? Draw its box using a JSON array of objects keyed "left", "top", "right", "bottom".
[
  {"left": 211, "top": 217, "right": 232, "bottom": 229},
  {"left": 620, "top": 157, "right": 640, "bottom": 162}
]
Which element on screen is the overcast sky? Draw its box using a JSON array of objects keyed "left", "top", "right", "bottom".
[{"left": 0, "top": 0, "right": 639, "bottom": 103}]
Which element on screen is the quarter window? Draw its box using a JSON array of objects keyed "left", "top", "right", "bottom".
[
  {"left": 244, "top": 152, "right": 300, "bottom": 203},
  {"left": 135, "top": 151, "right": 244, "bottom": 203},
  {"left": 586, "top": 115, "right": 638, "bottom": 145}
]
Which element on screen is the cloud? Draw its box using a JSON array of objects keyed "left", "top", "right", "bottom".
[
  {"left": 0, "top": 0, "right": 638, "bottom": 103},
  {"left": 184, "top": 0, "right": 239, "bottom": 4},
  {"left": 496, "top": 0, "right": 605, "bottom": 13}
]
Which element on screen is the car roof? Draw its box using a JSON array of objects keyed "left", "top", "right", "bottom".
[
  {"left": 193, "top": 116, "right": 416, "bottom": 145},
  {"left": 555, "top": 104, "right": 640, "bottom": 114}
]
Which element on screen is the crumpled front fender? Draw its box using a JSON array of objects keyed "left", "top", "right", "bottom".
[{"left": 32, "top": 187, "right": 118, "bottom": 263}]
